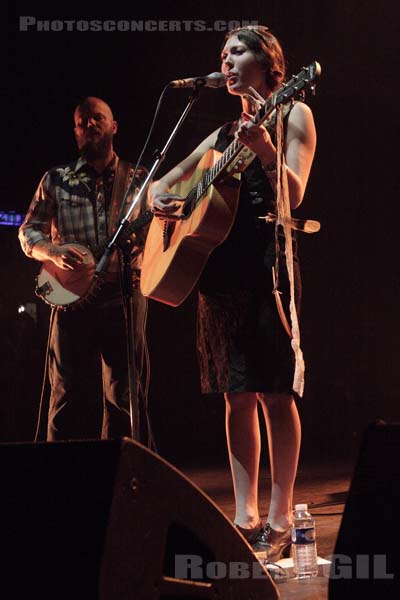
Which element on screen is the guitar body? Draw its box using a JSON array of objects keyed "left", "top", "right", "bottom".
[
  {"left": 140, "top": 149, "right": 241, "bottom": 306},
  {"left": 140, "top": 62, "right": 321, "bottom": 307}
]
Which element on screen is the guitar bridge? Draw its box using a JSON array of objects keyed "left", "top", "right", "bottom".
[{"left": 162, "top": 222, "right": 176, "bottom": 252}]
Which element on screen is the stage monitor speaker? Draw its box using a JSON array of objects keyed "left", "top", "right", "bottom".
[
  {"left": 328, "top": 421, "right": 399, "bottom": 599},
  {"left": 2, "top": 438, "right": 278, "bottom": 600}
]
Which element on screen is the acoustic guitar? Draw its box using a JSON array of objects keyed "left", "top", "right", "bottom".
[{"left": 140, "top": 62, "right": 321, "bottom": 307}]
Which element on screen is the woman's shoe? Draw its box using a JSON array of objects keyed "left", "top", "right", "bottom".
[
  {"left": 263, "top": 522, "right": 292, "bottom": 563},
  {"left": 235, "top": 521, "right": 267, "bottom": 553},
  {"left": 235, "top": 521, "right": 292, "bottom": 561}
]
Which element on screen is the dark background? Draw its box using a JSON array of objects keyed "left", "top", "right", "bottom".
[{"left": 3, "top": 1, "right": 400, "bottom": 465}]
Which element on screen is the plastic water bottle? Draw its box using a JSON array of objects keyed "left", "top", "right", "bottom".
[{"left": 291, "top": 503, "right": 318, "bottom": 578}]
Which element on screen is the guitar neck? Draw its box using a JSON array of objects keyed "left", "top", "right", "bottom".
[
  {"left": 186, "top": 61, "right": 321, "bottom": 209},
  {"left": 185, "top": 95, "right": 275, "bottom": 209},
  {"left": 217, "top": 92, "right": 276, "bottom": 172},
  {"left": 198, "top": 93, "right": 277, "bottom": 191}
]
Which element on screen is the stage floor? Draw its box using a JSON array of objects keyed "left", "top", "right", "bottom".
[{"left": 179, "top": 460, "right": 354, "bottom": 600}]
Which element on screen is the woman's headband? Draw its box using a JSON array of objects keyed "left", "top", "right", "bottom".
[{"left": 228, "top": 25, "right": 272, "bottom": 46}]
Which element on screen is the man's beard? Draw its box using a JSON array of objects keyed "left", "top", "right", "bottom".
[{"left": 79, "top": 131, "right": 113, "bottom": 161}]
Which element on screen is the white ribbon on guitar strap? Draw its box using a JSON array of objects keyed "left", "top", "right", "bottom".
[{"left": 274, "top": 104, "right": 305, "bottom": 397}]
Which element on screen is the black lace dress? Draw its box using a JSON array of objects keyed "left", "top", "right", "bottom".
[{"left": 196, "top": 122, "right": 301, "bottom": 394}]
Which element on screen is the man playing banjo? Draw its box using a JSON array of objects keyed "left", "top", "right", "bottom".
[{"left": 19, "top": 97, "right": 148, "bottom": 441}]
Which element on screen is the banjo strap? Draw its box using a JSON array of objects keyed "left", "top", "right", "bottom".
[{"left": 108, "top": 159, "right": 134, "bottom": 236}]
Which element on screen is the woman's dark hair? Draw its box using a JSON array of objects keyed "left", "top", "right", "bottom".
[{"left": 223, "top": 26, "right": 286, "bottom": 91}]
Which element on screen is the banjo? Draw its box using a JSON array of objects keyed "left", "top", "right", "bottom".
[{"left": 35, "top": 210, "right": 153, "bottom": 310}]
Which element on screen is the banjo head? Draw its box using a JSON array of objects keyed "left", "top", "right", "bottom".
[{"left": 35, "top": 243, "right": 97, "bottom": 309}]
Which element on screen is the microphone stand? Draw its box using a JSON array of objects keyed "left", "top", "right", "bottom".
[{"left": 95, "top": 85, "right": 202, "bottom": 442}]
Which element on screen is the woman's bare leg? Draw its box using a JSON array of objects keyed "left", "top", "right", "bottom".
[
  {"left": 258, "top": 393, "right": 301, "bottom": 531},
  {"left": 225, "top": 392, "right": 260, "bottom": 528}
]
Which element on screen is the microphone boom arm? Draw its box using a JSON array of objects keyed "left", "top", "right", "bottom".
[{"left": 95, "top": 86, "right": 202, "bottom": 275}]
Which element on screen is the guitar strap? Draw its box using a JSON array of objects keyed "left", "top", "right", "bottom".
[
  {"left": 108, "top": 159, "right": 135, "bottom": 236},
  {"left": 263, "top": 102, "right": 320, "bottom": 397},
  {"left": 274, "top": 105, "right": 305, "bottom": 397}
]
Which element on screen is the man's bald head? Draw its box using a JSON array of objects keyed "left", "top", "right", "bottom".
[
  {"left": 74, "top": 96, "right": 117, "bottom": 162},
  {"left": 74, "top": 96, "right": 114, "bottom": 122}
]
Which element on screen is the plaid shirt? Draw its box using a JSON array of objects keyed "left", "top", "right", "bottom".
[{"left": 19, "top": 154, "right": 148, "bottom": 272}]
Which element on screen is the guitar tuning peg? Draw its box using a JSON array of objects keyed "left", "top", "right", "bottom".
[{"left": 310, "top": 84, "right": 317, "bottom": 96}]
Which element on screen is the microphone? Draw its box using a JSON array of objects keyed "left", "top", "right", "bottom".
[{"left": 169, "top": 72, "right": 227, "bottom": 89}]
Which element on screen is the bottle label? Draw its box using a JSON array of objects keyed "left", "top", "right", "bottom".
[{"left": 291, "top": 526, "right": 316, "bottom": 545}]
